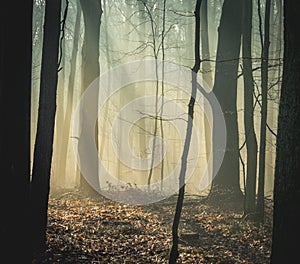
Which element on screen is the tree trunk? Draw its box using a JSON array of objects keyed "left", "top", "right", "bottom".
[
  {"left": 58, "top": 2, "right": 81, "bottom": 187},
  {"left": 160, "top": 0, "right": 167, "bottom": 190},
  {"left": 242, "top": 0, "right": 258, "bottom": 217},
  {"left": 169, "top": 0, "right": 202, "bottom": 262},
  {"left": 200, "top": 0, "right": 213, "bottom": 183},
  {"left": 200, "top": 0, "right": 212, "bottom": 87},
  {"left": 142, "top": 1, "right": 160, "bottom": 190},
  {"left": 257, "top": 0, "right": 271, "bottom": 222},
  {"left": 265, "top": 0, "right": 282, "bottom": 198},
  {"left": 30, "top": 0, "right": 61, "bottom": 258},
  {"left": 0, "top": 2, "right": 32, "bottom": 262},
  {"left": 208, "top": 0, "right": 243, "bottom": 203},
  {"left": 78, "top": 0, "right": 102, "bottom": 195},
  {"left": 270, "top": 1, "right": 300, "bottom": 262},
  {"left": 54, "top": 0, "right": 68, "bottom": 188}
]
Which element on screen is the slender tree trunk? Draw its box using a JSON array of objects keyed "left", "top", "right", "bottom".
[
  {"left": 142, "top": 1, "right": 160, "bottom": 191},
  {"left": 200, "top": 0, "right": 212, "bottom": 88},
  {"left": 169, "top": 1, "right": 202, "bottom": 262},
  {"left": 257, "top": 0, "right": 271, "bottom": 222},
  {"left": 209, "top": 0, "right": 243, "bottom": 203},
  {"left": 242, "top": 0, "right": 258, "bottom": 217},
  {"left": 160, "top": 0, "right": 167, "bottom": 190},
  {"left": 58, "top": 2, "right": 81, "bottom": 187},
  {"left": 270, "top": 1, "right": 300, "bottom": 262},
  {"left": 0, "top": 2, "right": 32, "bottom": 262},
  {"left": 200, "top": 0, "right": 213, "bottom": 188},
  {"left": 133, "top": 0, "right": 148, "bottom": 185},
  {"left": 54, "top": 0, "right": 68, "bottom": 188},
  {"left": 30, "top": 0, "right": 61, "bottom": 258}
]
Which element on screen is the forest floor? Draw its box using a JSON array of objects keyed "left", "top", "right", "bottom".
[{"left": 42, "top": 189, "right": 273, "bottom": 264}]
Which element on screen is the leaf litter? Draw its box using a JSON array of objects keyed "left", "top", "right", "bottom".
[{"left": 42, "top": 190, "right": 273, "bottom": 263}]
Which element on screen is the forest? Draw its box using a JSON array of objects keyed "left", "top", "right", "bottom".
[{"left": 0, "top": 0, "right": 299, "bottom": 263}]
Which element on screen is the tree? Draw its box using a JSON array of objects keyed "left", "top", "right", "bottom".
[
  {"left": 30, "top": 0, "right": 62, "bottom": 258},
  {"left": 159, "top": 0, "right": 167, "bottom": 190},
  {"left": 139, "top": 0, "right": 168, "bottom": 191},
  {"left": 200, "top": 0, "right": 212, "bottom": 87},
  {"left": 0, "top": 1, "right": 32, "bottom": 262},
  {"left": 78, "top": 0, "right": 103, "bottom": 195},
  {"left": 257, "top": 0, "right": 271, "bottom": 222},
  {"left": 242, "top": 0, "right": 258, "bottom": 217},
  {"left": 270, "top": 0, "right": 300, "bottom": 262},
  {"left": 141, "top": 0, "right": 163, "bottom": 190},
  {"left": 169, "top": 0, "right": 202, "bottom": 262},
  {"left": 58, "top": 1, "right": 81, "bottom": 186},
  {"left": 54, "top": 0, "right": 68, "bottom": 187},
  {"left": 200, "top": 0, "right": 213, "bottom": 181},
  {"left": 208, "top": 0, "right": 243, "bottom": 203}
]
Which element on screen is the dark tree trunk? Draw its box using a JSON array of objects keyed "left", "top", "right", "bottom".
[
  {"left": 0, "top": 1, "right": 32, "bottom": 262},
  {"left": 242, "top": 0, "right": 258, "bottom": 217},
  {"left": 78, "top": 0, "right": 102, "bottom": 195},
  {"left": 209, "top": 0, "right": 243, "bottom": 203},
  {"left": 80, "top": 0, "right": 102, "bottom": 90},
  {"left": 270, "top": 1, "right": 300, "bottom": 262},
  {"left": 30, "top": 0, "right": 62, "bottom": 258},
  {"left": 169, "top": 0, "right": 202, "bottom": 262},
  {"left": 257, "top": 0, "right": 271, "bottom": 222}
]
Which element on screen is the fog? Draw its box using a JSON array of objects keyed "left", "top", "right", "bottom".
[{"left": 31, "top": 0, "right": 281, "bottom": 200}]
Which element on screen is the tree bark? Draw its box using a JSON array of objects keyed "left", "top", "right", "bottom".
[
  {"left": 0, "top": 1, "right": 32, "bottom": 262},
  {"left": 270, "top": 0, "right": 300, "bottom": 262},
  {"left": 257, "top": 0, "right": 271, "bottom": 222},
  {"left": 30, "top": 0, "right": 61, "bottom": 258},
  {"left": 242, "top": 0, "right": 258, "bottom": 216},
  {"left": 209, "top": 0, "right": 243, "bottom": 203}
]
